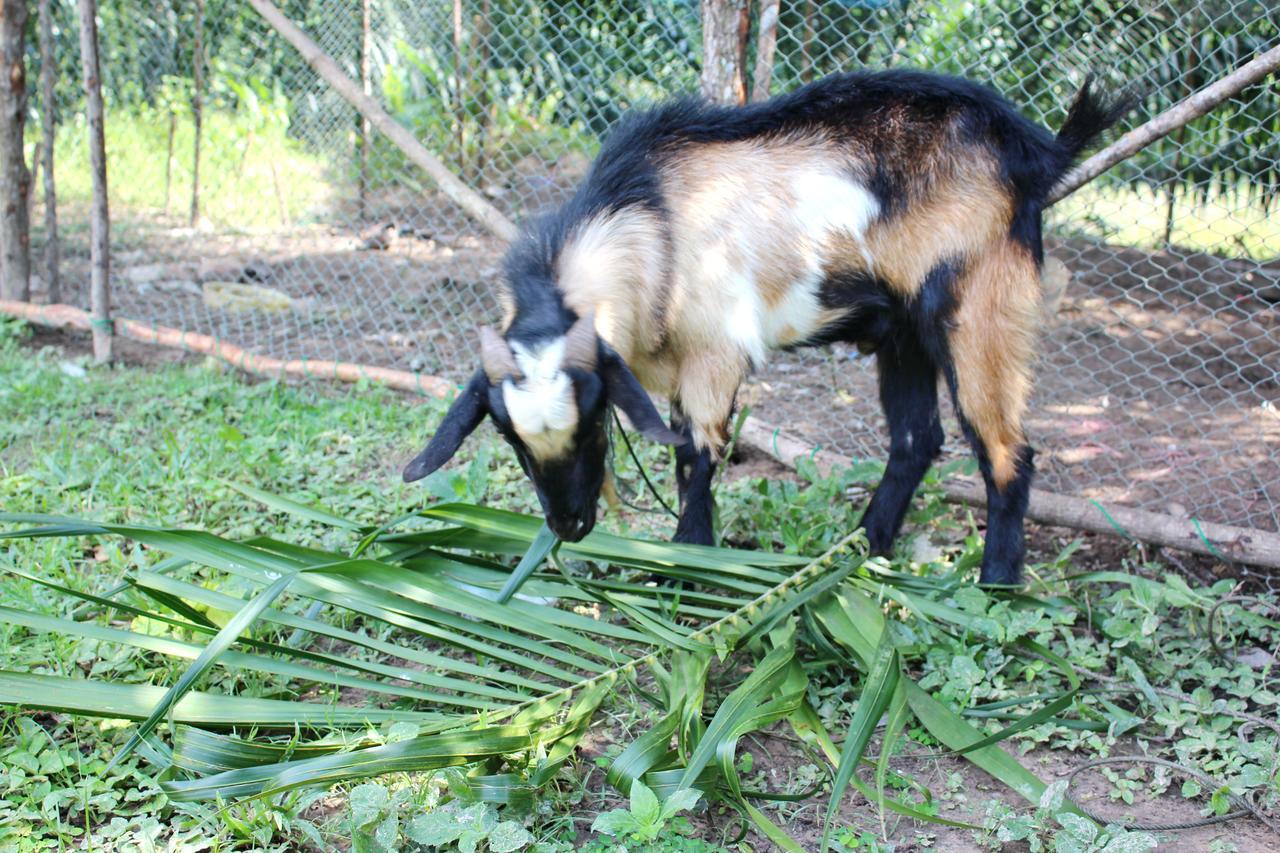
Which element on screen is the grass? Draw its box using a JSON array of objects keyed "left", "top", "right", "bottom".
[
  {"left": 1050, "top": 183, "right": 1280, "bottom": 260},
  {"left": 48, "top": 108, "right": 331, "bottom": 232},
  {"left": 1, "top": 317, "right": 1278, "bottom": 851}
]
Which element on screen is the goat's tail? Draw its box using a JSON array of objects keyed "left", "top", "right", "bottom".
[{"left": 1054, "top": 76, "right": 1135, "bottom": 161}]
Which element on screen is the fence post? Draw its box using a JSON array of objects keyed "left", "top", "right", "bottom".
[
  {"left": 38, "top": 0, "right": 58, "bottom": 304},
  {"left": 0, "top": 0, "right": 30, "bottom": 302},
  {"left": 189, "top": 0, "right": 204, "bottom": 228},
  {"left": 701, "top": 0, "right": 748, "bottom": 105},
  {"left": 358, "top": 0, "right": 371, "bottom": 221},
  {"left": 77, "top": 0, "right": 111, "bottom": 363}
]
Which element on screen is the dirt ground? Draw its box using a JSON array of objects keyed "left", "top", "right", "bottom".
[{"left": 36, "top": 211, "right": 1277, "bottom": 540}]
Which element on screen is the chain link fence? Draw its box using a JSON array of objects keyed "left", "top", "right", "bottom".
[{"left": 27, "top": 0, "right": 1279, "bottom": 534}]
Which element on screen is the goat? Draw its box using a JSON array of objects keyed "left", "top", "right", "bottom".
[{"left": 403, "top": 70, "right": 1129, "bottom": 585}]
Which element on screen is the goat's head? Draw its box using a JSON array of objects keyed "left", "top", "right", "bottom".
[{"left": 402, "top": 313, "right": 684, "bottom": 541}]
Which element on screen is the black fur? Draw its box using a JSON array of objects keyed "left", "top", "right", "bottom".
[
  {"left": 403, "top": 369, "right": 489, "bottom": 483},
  {"left": 670, "top": 407, "right": 717, "bottom": 547},
  {"left": 858, "top": 261, "right": 957, "bottom": 554}
]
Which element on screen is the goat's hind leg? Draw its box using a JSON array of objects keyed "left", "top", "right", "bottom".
[
  {"left": 947, "top": 247, "right": 1040, "bottom": 586},
  {"left": 861, "top": 330, "right": 945, "bottom": 555}
]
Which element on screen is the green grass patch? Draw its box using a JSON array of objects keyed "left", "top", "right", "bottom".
[
  {"left": 50, "top": 108, "right": 331, "bottom": 231},
  {"left": 1051, "top": 184, "right": 1280, "bottom": 259},
  {"left": 1, "top": 319, "right": 1277, "bottom": 851}
]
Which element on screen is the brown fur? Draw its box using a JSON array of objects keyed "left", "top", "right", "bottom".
[
  {"left": 551, "top": 128, "right": 1038, "bottom": 463},
  {"left": 864, "top": 153, "right": 1012, "bottom": 296},
  {"left": 948, "top": 243, "right": 1041, "bottom": 489}
]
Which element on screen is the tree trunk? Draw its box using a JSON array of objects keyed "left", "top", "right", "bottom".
[
  {"left": 0, "top": 0, "right": 31, "bottom": 302},
  {"left": 39, "top": 0, "right": 58, "bottom": 303},
  {"left": 751, "top": 0, "right": 779, "bottom": 102},
  {"left": 701, "top": 0, "right": 747, "bottom": 105},
  {"left": 25, "top": 141, "right": 37, "bottom": 222},
  {"left": 189, "top": 0, "right": 204, "bottom": 227},
  {"left": 77, "top": 0, "right": 110, "bottom": 363}
]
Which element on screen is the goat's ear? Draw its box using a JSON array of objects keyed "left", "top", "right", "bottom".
[
  {"left": 601, "top": 348, "right": 687, "bottom": 446},
  {"left": 403, "top": 369, "right": 490, "bottom": 482}
]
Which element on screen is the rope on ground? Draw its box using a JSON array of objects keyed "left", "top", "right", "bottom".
[
  {"left": 610, "top": 410, "right": 678, "bottom": 520},
  {"left": 1064, "top": 755, "right": 1278, "bottom": 834}
]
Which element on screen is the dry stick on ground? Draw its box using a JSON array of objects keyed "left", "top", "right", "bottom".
[
  {"left": 38, "top": 0, "right": 58, "bottom": 304},
  {"left": 736, "top": 416, "right": 1280, "bottom": 571},
  {"left": 0, "top": 0, "right": 30, "bottom": 302},
  {"left": 1047, "top": 41, "right": 1280, "bottom": 205},
  {"left": 77, "top": 0, "right": 110, "bottom": 363},
  {"left": 189, "top": 0, "right": 205, "bottom": 227},
  {"left": 751, "top": 0, "right": 780, "bottom": 103},
  {"left": 248, "top": 0, "right": 517, "bottom": 242},
  {"left": 0, "top": 301, "right": 457, "bottom": 399}
]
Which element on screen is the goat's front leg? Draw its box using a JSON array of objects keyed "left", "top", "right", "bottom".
[
  {"left": 861, "top": 330, "right": 945, "bottom": 554},
  {"left": 670, "top": 406, "right": 718, "bottom": 546}
]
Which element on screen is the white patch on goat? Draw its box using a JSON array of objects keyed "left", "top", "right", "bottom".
[
  {"left": 761, "top": 171, "right": 880, "bottom": 350},
  {"left": 502, "top": 338, "right": 578, "bottom": 460}
]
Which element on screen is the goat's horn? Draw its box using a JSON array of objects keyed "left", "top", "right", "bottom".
[
  {"left": 479, "top": 326, "right": 521, "bottom": 382},
  {"left": 562, "top": 311, "right": 598, "bottom": 370}
]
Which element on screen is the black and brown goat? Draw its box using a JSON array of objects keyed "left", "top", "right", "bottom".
[{"left": 404, "top": 70, "right": 1129, "bottom": 584}]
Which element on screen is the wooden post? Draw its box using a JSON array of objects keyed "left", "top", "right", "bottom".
[
  {"left": 451, "top": 0, "right": 466, "bottom": 172},
  {"left": 247, "top": 0, "right": 517, "bottom": 242},
  {"left": 0, "top": 0, "right": 30, "bottom": 302},
  {"left": 799, "top": 0, "right": 814, "bottom": 84},
  {"left": 38, "top": 0, "right": 58, "bottom": 303},
  {"left": 77, "top": 0, "right": 111, "bottom": 363},
  {"left": 701, "top": 0, "right": 747, "bottom": 105},
  {"left": 357, "top": 0, "right": 371, "bottom": 221},
  {"left": 751, "top": 0, "right": 779, "bottom": 102},
  {"left": 189, "top": 0, "right": 204, "bottom": 227},
  {"left": 470, "top": 0, "right": 491, "bottom": 179}
]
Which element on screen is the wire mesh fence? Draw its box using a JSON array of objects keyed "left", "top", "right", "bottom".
[{"left": 24, "top": 0, "right": 1280, "bottom": 533}]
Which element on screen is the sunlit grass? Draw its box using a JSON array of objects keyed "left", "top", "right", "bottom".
[
  {"left": 1052, "top": 183, "right": 1279, "bottom": 259},
  {"left": 50, "top": 109, "right": 332, "bottom": 231}
]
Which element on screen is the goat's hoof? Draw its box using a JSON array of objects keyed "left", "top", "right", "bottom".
[{"left": 977, "top": 564, "right": 1023, "bottom": 587}]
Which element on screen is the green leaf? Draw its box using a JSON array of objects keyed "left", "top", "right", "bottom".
[
  {"left": 219, "top": 479, "right": 363, "bottom": 530},
  {"left": 405, "top": 807, "right": 465, "bottom": 847},
  {"left": 591, "top": 810, "right": 640, "bottom": 838},
  {"left": 659, "top": 786, "right": 702, "bottom": 821},
  {"left": 496, "top": 522, "right": 558, "bottom": 603},
  {"left": 629, "top": 779, "right": 661, "bottom": 826},
  {"left": 109, "top": 568, "right": 301, "bottom": 769},
  {"left": 488, "top": 821, "right": 534, "bottom": 852},
  {"left": 0, "top": 670, "right": 436, "bottom": 727},
  {"left": 823, "top": 634, "right": 900, "bottom": 851}
]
